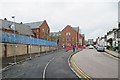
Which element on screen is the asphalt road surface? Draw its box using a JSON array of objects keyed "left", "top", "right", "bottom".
[
  {"left": 73, "top": 48, "right": 119, "bottom": 78},
  {"left": 2, "top": 49, "right": 78, "bottom": 79}
]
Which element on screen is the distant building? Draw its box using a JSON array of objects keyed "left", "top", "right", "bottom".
[
  {"left": 79, "top": 34, "right": 85, "bottom": 45},
  {"left": 50, "top": 31, "right": 61, "bottom": 41},
  {"left": 99, "top": 37, "right": 107, "bottom": 46},
  {"left": 0, "top": 19, "right": 33, "bottom": 36},
  {"left": 61, "top": 25, "right": 80, "bottom": 46},
  {"left": 96, "top": 37, "right": 100, "bottom": 45},
  {"left": 25, "top": 20, "right": 50, "bottom": 40},
  {"left": 88, "top": 39, "right": 94, "bottom": 45},
  {"left": 106, "top": 28, "right": 119, "bottom": 47},
  {"left": 50, "top": 31, "right": 61, "bottom": 48}
]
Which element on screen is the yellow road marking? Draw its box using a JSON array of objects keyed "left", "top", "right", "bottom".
[{"left": 71, "top": 58, "right": 93, "bottom": 80}]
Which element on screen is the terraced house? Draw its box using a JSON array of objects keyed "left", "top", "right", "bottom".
[
  {"left": 25, "top": 20, "right": 50, "bottom": 40},
  {"left": 0, "top": 18, "right": 33, "bottom": 36},
  {"left": 106, "top": 28, "right": 119, "bottom": 48}
]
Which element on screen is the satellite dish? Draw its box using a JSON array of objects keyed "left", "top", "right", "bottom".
[{"left": 10, "top": 24, "right": 15, "bottom": 30}]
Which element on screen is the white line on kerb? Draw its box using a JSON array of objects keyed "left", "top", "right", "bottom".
[
  {"left": 68, "top": 52, "right": 82, "bottom": 78},
  {"left": 43, "top": 57, "right": 55, "bottom": 80}
]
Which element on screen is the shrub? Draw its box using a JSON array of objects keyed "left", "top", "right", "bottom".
[{"left": 106, "top": 46, "right": 110, "bottom": 50}]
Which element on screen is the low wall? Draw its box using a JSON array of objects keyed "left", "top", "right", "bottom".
[
  {"left": 0, "top": 43, "right": 4, "bottom": 57},
  {"left": 7, "top": 44, "right": 28, "bottom": 57},
  {"left": 0, "top": 43, "right": 57, "bottom": 57},
  {"left": 28, "top": 45, "right": 40, "bottom": 54}
]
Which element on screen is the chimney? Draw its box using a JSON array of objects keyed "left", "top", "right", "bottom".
[
  {"left": 4, "top": 18, "right": 7, "bottom": 20},
  {"left": 20, "top": 22, "right": 23, "bottom": 24}
]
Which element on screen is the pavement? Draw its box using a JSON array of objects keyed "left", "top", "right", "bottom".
[
  {"left": 105, "top": 49, "right": 120, "bottom": 59},
  {"left": 70, "top": 48, "right": 119, "bottom": 79}
]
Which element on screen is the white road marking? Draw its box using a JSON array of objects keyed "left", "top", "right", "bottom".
[
  {"left": 68, "top": 52, "right": 82, "bottom": 78},
  {"left": 42, "top": 57, "right": 55, "bottom": 80}
]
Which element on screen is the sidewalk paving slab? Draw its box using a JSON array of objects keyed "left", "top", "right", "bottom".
[{"left": 105, "top": 49, "right": 120, "bottom": 59}]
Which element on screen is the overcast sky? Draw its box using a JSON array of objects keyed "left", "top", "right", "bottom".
[{"left": 0, "top": 0, "right": 119, "bottom": 40}]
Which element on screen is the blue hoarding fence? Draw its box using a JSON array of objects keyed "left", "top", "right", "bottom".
[{"left": 0, "top": 32, "right": 57, "bottom": 47}]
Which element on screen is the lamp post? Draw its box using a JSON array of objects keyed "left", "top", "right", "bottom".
[
  {"left": 11, "top": 16, "right": 16, "bottom": 64},
  {"left": 37, "top": 34, "right": 40, "bottom": 57},
  {"left": 29, "top": 36, "right": 32, "bottom": 59}
]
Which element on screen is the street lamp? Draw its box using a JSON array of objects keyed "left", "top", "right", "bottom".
[
  {"left": 29, "top": 36, "right": 32, "bottom": 59},
  {"left": 37, "top": 34, "right": 40, "bottom": 57},
  {"left": 11, "top": 16, "right": 16, "bottom": 64}
]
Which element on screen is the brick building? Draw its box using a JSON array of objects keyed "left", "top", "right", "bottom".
[
  {"left": 79, "top": 34, "right": 85, "bottom": 45},
  {"left": 25, "top": 20, "right": 50, "bottom": 40},
  {"left": 61, "top": 25, "right": 80, "bottom": 46},
  {"left": 50, "top": 31, "right": 61, "bottom": 41},
  {"left": 88, "top": 39, "right": 94, "bottom": 45},
  {"left": 50, "top": 31, "right": 61, "bottom": 48}
]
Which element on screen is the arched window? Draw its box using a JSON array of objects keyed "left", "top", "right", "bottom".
[{"left": 66, "top": 32, "right": 70, "bottom": 41}]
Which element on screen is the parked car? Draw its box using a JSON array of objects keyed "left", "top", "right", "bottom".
[
  {"left": 97, "top": 45, "right": 105, "bottom": 52},
  {"left": 88, "top": 45, "right": 94, "bottom": 49}
]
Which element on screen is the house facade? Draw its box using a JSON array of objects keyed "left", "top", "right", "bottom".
[
  {"left": 106, "top": 28, "right": 119, "bottom": 47},
  {"left": 50, "top": 31, "right": 61, "bottom": 48},
  {"left": 50, "top": 31, "right": 61, "bottom": 41},
  {"left": 88, "top": 39, "right": 94, "bottom": 45},
  {"left": 79, "top": 34, "right": 85, "bottom": 46},
  {"left": 25, "top": 20, "right": 50, "bottom": 40},
  {"left": 0, "top": 19, "right": 33, "bottom": 36},
  {"left": 99, "top": 37, "right": 107, "bottom": 46},
  {"left": 61, "top": 25, "right": 80, "bottom": 46}
]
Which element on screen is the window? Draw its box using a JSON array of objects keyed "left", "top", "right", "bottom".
[
  {"left": 37, "top": 29, "right": 39, "bottom": 33},
  {"left": 72, "top": 38, "right": 74, "bottom": 41},
  {"left": 66, "top": 32, "right": 70, "bottom": 41},
  {"left": 42, "top": 29, "right": 45, "bottom": 32}
]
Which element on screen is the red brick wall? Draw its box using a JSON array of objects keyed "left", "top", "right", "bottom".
[
  {"left": 61, "top": 25, "right": 78, "bottom": 46},
  {"left": 39, "top": 21, "right": 50, "bottom": 40},
  {"left": 31, "top": 20, "right": 50, "bottom": 40},
  {"left": 1, "top": 29, "right": 19, "bottom": 34},
  {"left": 32, "top": 28, "right": 40, "bottom": 38},
  {"left": 82, "top": 35, "right": 85, "bottom": 45}
]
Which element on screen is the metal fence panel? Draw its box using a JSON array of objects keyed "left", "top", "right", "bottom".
[{"left": 1, "top": 32, "right": 57, "bottom": 47}]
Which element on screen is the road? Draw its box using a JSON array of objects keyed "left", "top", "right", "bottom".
[
  {"left": 72, "top": 48, "right": 119, "bottom": 78},
  {"left": 2, "top": 49, "right": 78, "bottom": 79}
]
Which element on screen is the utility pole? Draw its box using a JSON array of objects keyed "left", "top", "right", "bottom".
[
  {"left": 29, "top": 36, "right": 32, "bottom": 59},
  {"left": 11, "top": 16, "right": 16, "bottom": 64}
]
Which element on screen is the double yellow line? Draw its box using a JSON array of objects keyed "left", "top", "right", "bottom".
[{"left": 71, "top": 58, "right": 93, "bottom": 80}]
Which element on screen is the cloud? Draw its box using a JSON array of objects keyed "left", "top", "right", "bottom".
[{"left": 1, "top": 0, "right": 119, "bottom": 40}]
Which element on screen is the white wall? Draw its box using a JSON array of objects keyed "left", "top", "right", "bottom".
[
  {"left": 99, "top": 39, "right": 105, "bottom": 46},
  {"left": 107, "top": 32, "right": 114, "bottom": 40}
]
